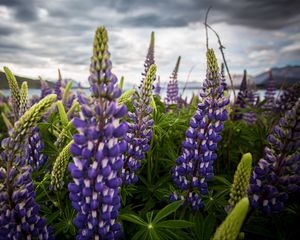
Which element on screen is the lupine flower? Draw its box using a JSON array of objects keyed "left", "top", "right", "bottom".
[
  {"left": 141, "top": 31, "right": 155, "bottom": 81},
  {"left": 19, "top": 82, "right": 28, "bottom": 118},
  {"left": 242, "top": 89, "right": 257, "bottom": 124},
  {"left": 226, "top": 153, "right": 252, "bottom": 213},
  {"left": 247, "top": 99, "right": 300, "bottom": 213},
  {"left": 166, "top": 56, "right": 181, "bottom": 105},
  {"left": 68, "top": 26, "right": 128, "bottom": 239},
  {"left": 154, "top": 75, "right": 161, "bottom": 96},
  {"left": 122, "top": 65, "right": 156, "bottom": 185},
  {"left": 233, "top": 70, "right": 248, "bottom": 120},
  {"left": 54, "top": 69, "right": 63, "bottom": 100},
  {"left": 3, "top": 66, "right": 20, "bottom": 121},
  {"left": 51, "top": 141, "right": 72, "bottom": 190},
  {"left": 213, "top": 197, "right": 249, "bottom": 240},
  {"left": 28, "top": 127, "right": 48, "bottom": 169},
  {"left": 171, "top": 49, "right": 229, "bottom": 210},
  {"left": 40, "top": 79, "right": 53, "bottom": 99},
  {"left": 275, "top": 81, "right": 300, "bottom": 114},
  {"left": 0, "top": 94, "right": 56, "bottom": 239},
  {"left": 263, "top": 70, "right": 276, "bottom": 111}
]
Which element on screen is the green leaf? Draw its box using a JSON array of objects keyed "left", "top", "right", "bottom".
[
  {"left": 62, "top": 80, "right": 73, "bottom": 106},
  {"left": 119, "top": 213, "right": 148, "bottom": 226},
  {"left": 152, "top": 200, "right": 183, "bottom": 224},
  {"left": 57, "top": 100, "right": 68, "bottom": 127},
  {"left": 119, "top": 76, "right": 124, "bottom": 91},
  {"left": 150, "top": 95, "right": 157, "bottom": 112},
  {"left": 156, "top": 220, "right": 195, "bottom": 229},
  {"left": 132, "top": 229, "right": 148, "bottom": 240}
]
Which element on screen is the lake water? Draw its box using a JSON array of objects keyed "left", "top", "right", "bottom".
[{"left": 0, "top": 88, "right": 281, "bottom": 103}]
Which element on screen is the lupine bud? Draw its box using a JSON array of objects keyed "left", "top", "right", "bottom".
[
  {"left": 69, "top": 26, "right": 127, "bottom": 239},
  {"left": 122, "top": 65, "right": 156, "bottom": 185},
  {"left": 171, "top": 49, "right": 229, "bottom": 210},
  {"left": 248, "top": 99, "right": 300, "bottom": 213},
  {"left": 3, "top": 66, "right": 20, "bottom": 121},
  {"left": 226, "top": 153, "right": 252, "bottom": 213},
  {"left": 19, "top": 81, "right": 28, "bottom": 118},
  {"left": 51, "top": 141, "right": 73, "bottom": 190},
  {"left": 0, "top": 94, "right": 56, "bottom": 239},
  {"left": 213, "top": 197, "right": 249, "bottom": 240},
  {"left": 166, "top": 56, "right": 180, "bottom": 105}
]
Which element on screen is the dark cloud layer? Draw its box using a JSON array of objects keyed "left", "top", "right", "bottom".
[
  {"left": 1, "top": 0, "right": 299, "bottom": 29},
  {"left": 0, "top": 0, "right": 299, "bottom": 82}
]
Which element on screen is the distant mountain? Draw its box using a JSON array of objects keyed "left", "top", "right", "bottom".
[
  {"left": 0, "top": 71, "right": 55, "bottom": 89},
  {"left": 254, "top": 66, "right": 300, "bottom": 88}
]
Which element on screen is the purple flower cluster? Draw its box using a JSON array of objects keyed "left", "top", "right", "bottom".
[
  {"left": 275, "top": 81, "right": 300, "bottom": 114},
  {"left": 40, "top": 80, "right": 53, "bottom": 99},
  {"left": 233, "top": 70, "right": 248, "bottom": 120},
  {"left": 141, "top": 32, "right": 155, "bottom": 82},
  {"left": 171, "top": 49, "right": 229, "bottom": 210},
  {"left": 68, "top": 26, "right": 128, "bottom": 239},
  {"left": 122, "top": 65, "right": 156, "bottom": 185},
  {"left": 0, "top": 165, "right": 52, "bottom": 239},
  {"left": 122, "top": 34, "right": 156, "bottom": 185},
  {"left": 0, "top": 95, "right": 56, "bottom": 239},
  {"left": 55, "top": 69, "right": 63, "bottom": 100},
  {"left": 242, "top": 90, "right": 257, "bottom": 124},
  {"left": 166, "top": 56, "right": 181, "bottom": 105},
  {"left": 154, "top": 76, "right": 161, "bottom": 96},
  {"left": 28, "top": 127, "right": 48, "bottom": 169},
  {"left": 263, "top": 70, "right": 276, "bottom": 110},
  {"left": 247, "top": 99, "right": 300, "bottom": 213}
]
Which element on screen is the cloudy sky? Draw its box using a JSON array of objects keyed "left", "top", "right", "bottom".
[{"left": 0, "top": 0, "right": 299, "bottom": 86}]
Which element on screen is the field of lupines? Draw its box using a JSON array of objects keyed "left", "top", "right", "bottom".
[{"left": 0, "top": 26, "right": 299, "bottom": 240}]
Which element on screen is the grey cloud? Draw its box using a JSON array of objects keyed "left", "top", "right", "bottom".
[{"left": 0, "top": 0, "right": 39, "bottom": 21}]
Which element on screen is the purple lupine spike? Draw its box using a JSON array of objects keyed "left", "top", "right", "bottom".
[
  {"left": 171, "top": 49, "right": 229, "bottom": 210},
  {"left": 233, "top": 70, "right": 248, "bottom": 120},
  {"left": 54, "top": 69, "right": 63, "bottom": 100},
  {"left": 0, "top": 95, "right": 56, "bottom": 239},
  {"left": 68, "top": 26, "right": 128, "bottom": 240},
  {"left": 141, "top": 32, "right": 155, "bottom": 81},
  {"left": 40, "top": 79, "right": 53, "bottom": 99},
  {"left": 247, "top": 99, "right": 300, "bottom": 213},
  {"left": 166, "top": 56, "right": 181, "bottom": 105},
  {"left": 122, "top": 65, "right": 156, "bottom": 185},
  {"left": 28, "top": 127, "right": 48, "bottom": 169},
  {"left": 275, "top": 81, "right": 300, "bottom": 114},
  {"left": 263, "top": 70, "right": 276, "bottom": 111},
  {"left": 242, "top": 88, "right": 257, "bottom": 124},
  {"left": 154, "top": 75, "right": 161, "bottom": 96}
]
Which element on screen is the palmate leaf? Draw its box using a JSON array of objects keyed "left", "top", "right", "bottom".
[
  {"left": 119, "top": 213, "right": 148, "bottom": 226},
  {"left": 156, "top": 220, "right": 195, "bottom": 229},
  {"left": 152, "top": 200, "right": 183, "bottom": 224},
  {"left": 121, "top": 200, "right": 193, "bottom": 240}
]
